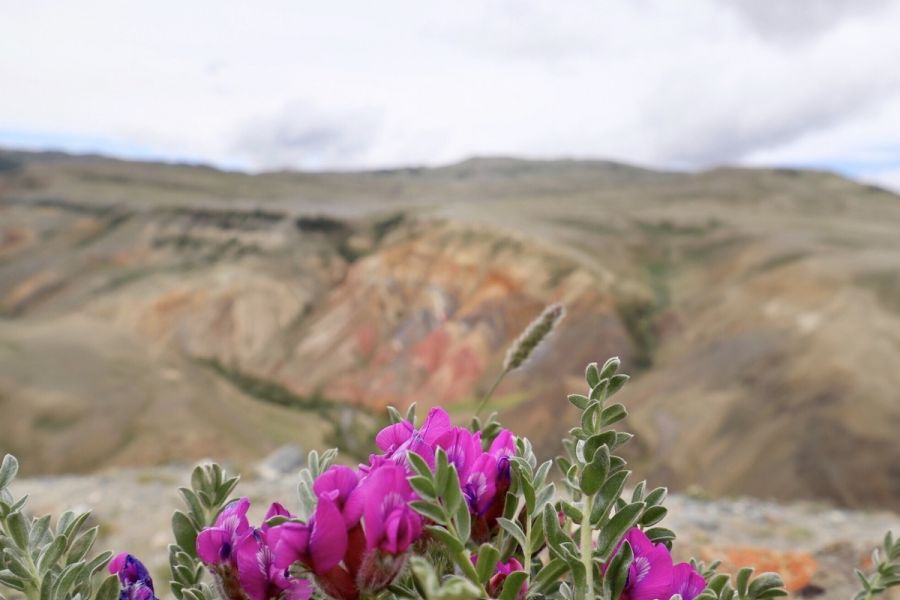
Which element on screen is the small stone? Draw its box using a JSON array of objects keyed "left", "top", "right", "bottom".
[{"left": 255, "top": 445, "right": 305, "bottom": 480}]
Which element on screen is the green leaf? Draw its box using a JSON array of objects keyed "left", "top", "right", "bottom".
[
  {"left": 37, "top": 534, "right": 66, "bottom": 573},
  {"left": 591, "top": 470, "right": 629, "bottom": 525},
  {"left": 640, "top": 506, "right": 667, "bottom": 527},
  {"left": 84, "top": 550, "right": 112, "bottom": 578},
  {"left": 585, "top": 363, "right": 601, "bottom": 388},
  {"left": 560, "top": 501, "right": 583, "bottom": 522},
  {"left": 631, "top": 481, "right": 646, "bottom": 502},
  {"left": 474, "top": 544, "right": 501, "bottom": 584},
  {"left": 584, "top": 432, "right": 616, "bottom": 460},
  {"left": 498, "top": 571, "right": 527, "bottom": 600},
  {"left": 580, "top": 445, "right": 610, "bottom": 495},
  {"left": 604, "top": 539, "right": 634, "bottom": 600},
  {"left": 407, "top": 453, "right": 433, "bottom": 480},
  {"left": 94, "top": 574, "right": 119, "bottom": 600},
  {"left": 497, "top": 518, "right": 527, "bottom": 552},
  {"left": 214, "top": 477, "right": 240, "bottom": 507},
  {"left": 708, "top": 573, "right": 731, "bottom": 594},
  {"left": 178, "top": 488, "right": 205, "bottom": 524},
  {"left": 736, "top": 567, "right": 753, "bottom": 598},
  {"left": 387, "top": 405, "right": 404, "bottom": 424},
  {"left": 172, "top": 510, "right": 199, "bottom": 558},
  {"left": 454, "top": 497, "right": 471, "bottom": 542},
  {"left": 644, "top": 527, "right": 676, "bottom": 545},
  {"left": 190, "top": 465, "right": 206, "bottom": 495},
  {"left": 748, "top": 573, "right": 785, "bottom": 599},
  {"left": 425, "top": 525, "right": 465, "bottom": 553},
  {"left": 607, "top": 374, "right": 630, "bottom": 396},
  {"left": 599, "top": 357, "right": 621, "bottom": 378},
  {"left": 644, "top": 487, "right": 667, "bottom": 507},
  {"left": 568, "top": 394, "right": 590, "bottom": 409},
  {"left": 409, "top": 501, "right": 446, "bottom": 525},
  {"left": 600, "top": 403, "right": 627, "bottom": 427},
  {"left": 29, "top": 515, "right": 51, "bottom": 548},
  {"left": 0, "top": 569, "right": 25, "bottom": 592},
  {"left": 409, "top": 476, "right": 437, "bottom": 500},
  {"left": 67, "top": 526, "right": 98, "bottom": 563},
  {"left": 443, "top": 467, "right": 464, "bottom": 515},
  {"left": 54, "top": 561, "right": 85, "bottom": 597},
  {"left": 61, "top": 512, "right": 91, "bottom": 542},
  {"left": 595, "top": 502, "right": 645, "bottom": 560},
  {"left": 0, "top": 456, "right": 18, "bottom": 491},
  {"left": 39, "top": 569, "right": 53, "bottom": 600},
  {"left": 3, "top": 550, "right": 32, "bottom": 579},
  {"left": 530, "top": 558, "right": 569, "bottom": 595},
  {"left": 6, "top": 512, "right": 29, "bottom": 549},
  {"left": 435, "top": 449, "right": 450, "bottom": 495}
]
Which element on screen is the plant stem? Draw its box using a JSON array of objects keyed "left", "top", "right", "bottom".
[
  {"left": 474, "top": 370, "right": 507, "bottom": 418},
  {"left": 523, "top": 515, "right": 532, "bottom": 584},
  {"left": 581, "top": 495, "right": 594, "bottom": 600}
]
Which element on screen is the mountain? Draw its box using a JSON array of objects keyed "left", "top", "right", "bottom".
[{"left": 1, "top": 149, "right": 898, "bottom": 508}]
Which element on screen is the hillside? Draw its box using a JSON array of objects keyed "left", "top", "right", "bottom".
[{"left": 1, "top": 149, "right": 899, "bottom": 508}]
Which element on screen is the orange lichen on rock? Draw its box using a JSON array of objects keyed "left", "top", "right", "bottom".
[{"left": 699, "top": 546, "right": 818, "bottom": 592}]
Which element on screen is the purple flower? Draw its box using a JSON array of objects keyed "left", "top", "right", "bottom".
[
  {"left": 236, "top": 529, "right": 312, "bottom": 600},
  {"left": 313, "top": 465, "right": 362, "bottom": 527},
  {"left": 197, "top": 497, "right": 251, "bottom": 567},
  {"left": 435, "top": 426, "right": 481, "bottom": 480},
  {"left": 108, "top": 553, "right": 158, "bottom": 600},
  {"left": 273, "top": 495, "right": 348, "bottom": 575},
  {"left": 669, "top": 563, "right": 706, "bottom": 600},
  {"left": 489, "top": 558, "right": 527, "bottom": 600},
  {"left": 463, "top": 453, "right": 499, "bottom": 517},
  {"left": 488, "top": 430, "right": 516, "bottom": 478},
  {"left": 606, "top": 528, "right": 675, "bottom": 600},
  {"left": 373, "top": 407, "right": 453, "bottom": 468},
  {"left": 463, "top": 429, "right": 515, "bottom": 543},
  {"left": 346, "top": 463, "right": 422, "bottom": 554}
]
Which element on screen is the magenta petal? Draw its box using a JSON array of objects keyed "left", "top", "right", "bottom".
[
  {"left": 435, "top": 427, "right": 479, "bottom": 480},
  {"left": 376, "top": 422, "right": 414, "bottom": 452},
  {"left": 464, "top": 454, "right": 498, "bottom": 515},
  {"left": 488, "top": 430, "right": 515, "bottom": 459},
  {"left": 235, "top": 533, "right": 270, "bottom": 600},
  {"left": 282, "top": 578, "right": 313, "bottom": 600},
  {"left": 314, "top": 465, "right": 362, "bottom": 527},
  {"left": 419, "top": 407, "right": 453, "bottom": 444},
  {"left": 310, "top": 497, "right": 348, "bottom": 574},
  {"left": 629, "top": 544, "right": 674, "bottom": 600},
  {"left": 108, "top": 552, "right": 128, "bottom": 575},
  {"left": 274, "top": 522, "right": 311, "bottom": 569},
  {"left": 265, "top": 502, "right": 292, "bottom": 523},
  {"left": 196, "top": 527, "right": 233, "bottom": 565},
  {"left": 216, "top": 497, "right": 252, "bottom": 537},
  {"left": 360, "top": 464, "right": 410, "bottom": 550},
  {"left": 671, "top": 563, "right": 706, "bottom": 600}
]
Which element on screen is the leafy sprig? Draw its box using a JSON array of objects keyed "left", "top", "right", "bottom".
[
  {"left": 168, "top": 463, "right": 240, "bottom": 600},
  {"left": 0, "top": 454, "right": 116, "bottom": 600},
  {"left": 854, "top": 531, "right": 900, "bottom": 600}
]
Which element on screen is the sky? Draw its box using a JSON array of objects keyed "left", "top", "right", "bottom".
[{"left": 2, "top": 0, "right": 900, "bottom": 190}]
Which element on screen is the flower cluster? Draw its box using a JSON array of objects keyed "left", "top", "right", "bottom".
[
  {"left": 109, "top": 553, "right": 158, "bottom": 600},
  {"left": 605, "top": 529, "right": 705, "bottom": 600},
  {"left": 187, "top": 407, "right": 516, "bottom": 600},
  {"left": 191, "top": 497, "right": 310, "bottom": 600},
  {"left": 82, "top": 353, "right": 808, "bottom": 600}
]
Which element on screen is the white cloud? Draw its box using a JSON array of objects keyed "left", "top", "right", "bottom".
[{"left": 1, "top": 0, "right": 899, "bottom": 187}]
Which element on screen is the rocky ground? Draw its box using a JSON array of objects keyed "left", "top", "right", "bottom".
[{"left": 9, "top": 457, "right": 898, "bottom": 600}]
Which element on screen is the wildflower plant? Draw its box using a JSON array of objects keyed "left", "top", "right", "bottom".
[{"left": 0, "top": 306, "right": 894, "bottom": 600}]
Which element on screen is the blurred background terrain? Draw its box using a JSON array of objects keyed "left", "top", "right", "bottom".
[{"left": 2, "top": 150, "right": 899, "bottom": 510}]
